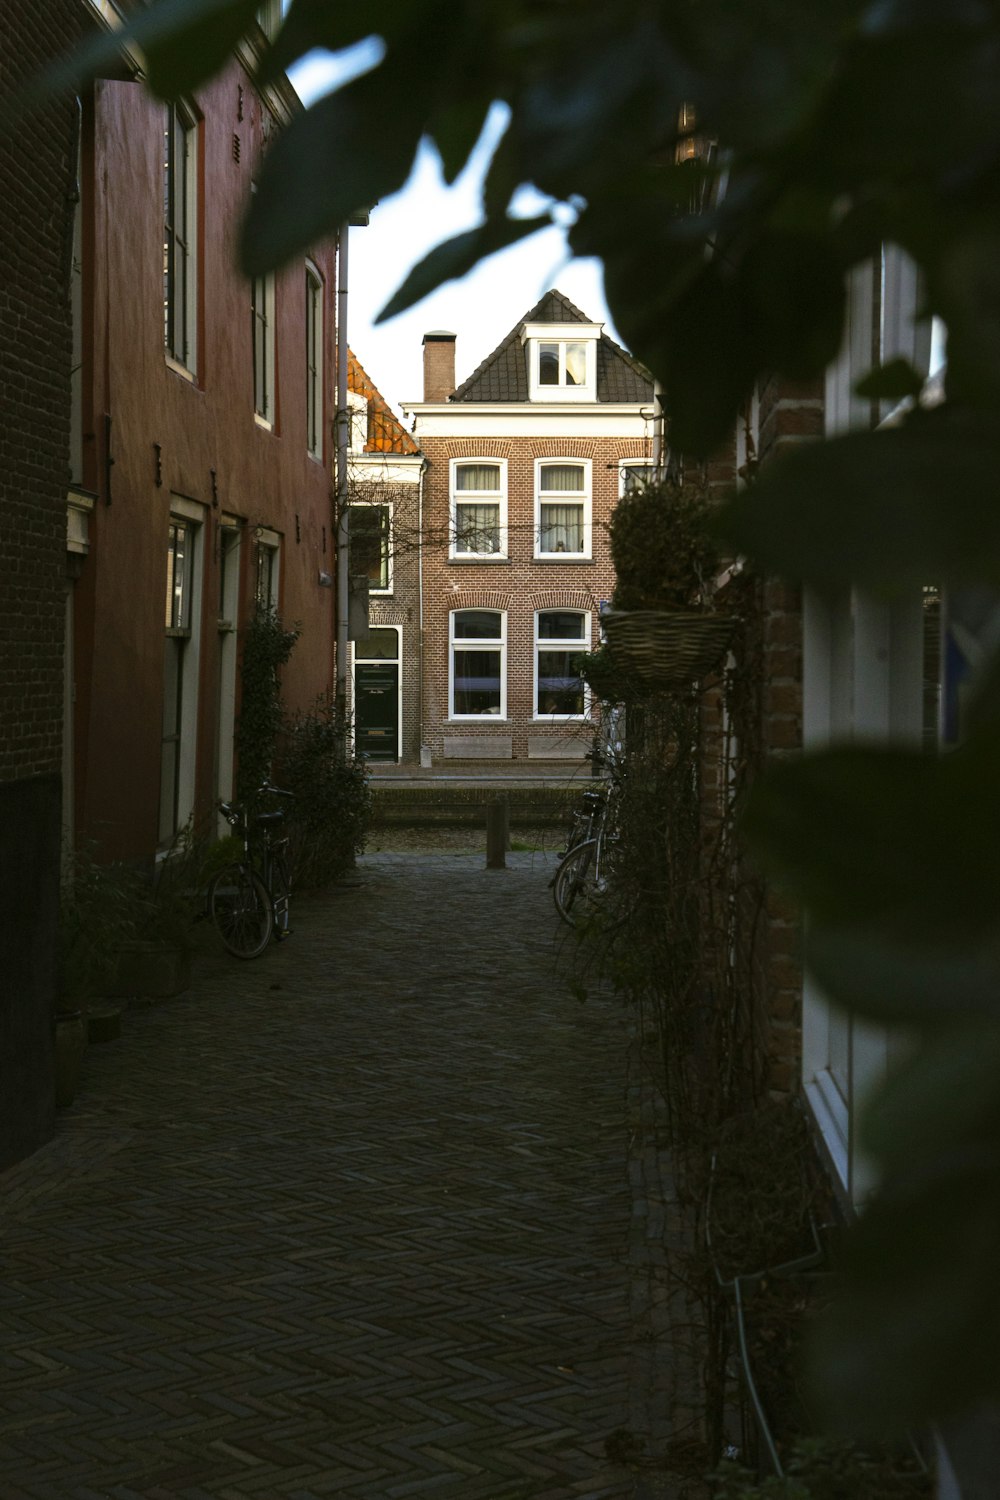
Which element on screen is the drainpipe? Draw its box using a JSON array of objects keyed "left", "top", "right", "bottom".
[
  {"left": 417, "top": 454, "right": 428, "bottom": 765},
  {"left": 651, "top": 379, "right": 665, "bottom": 478},
  {"left": 335, "top": 224, "right": 350, "bottom": 752}
]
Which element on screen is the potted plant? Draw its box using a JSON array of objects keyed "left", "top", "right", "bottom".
[{"left": 603, "top": 479, "right": 737, "bottom": 687}]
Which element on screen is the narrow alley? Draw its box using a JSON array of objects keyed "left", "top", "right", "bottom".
[{"left": 1, "top": 850, "right": 673, "bottom": 1500}]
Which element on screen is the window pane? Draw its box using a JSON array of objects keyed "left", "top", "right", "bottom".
[
  {"left": 539, "top": 503, "right": 584, "bottom": 553},
  {"left": 564, "top": 342, "right": 587, "bottom": 386},
  {"left": 455, "top": 502, "right": 501, "bottom": 554},
  {"left": 539, "top": 343, "right": 559, "bottom": 385},
  {"left": 454, "top": 649, "right": 501, "bottom": 714},
  {"left": 349, "top": 506, "right": 389, "bottom": 589},
  {"left": 354, "top": 629, "right": 398, "bottom": 661},
  {"left": 623, "top": 464, "right": 654, "bottom": 492},
  {"left": 537, "top": 650, "right": 585, "bottom": 714},
  {"left": 455, "top": 463, "right": 500, "bottom": 491},
  {"left": 539, "top": 464, "right": 584, "bottom": 492},
  {"left": 538, "top": 611, "right": 586, "bottom": 641},
  {"left": 453, "top": 610, "right": 502, "bottom": 640}
]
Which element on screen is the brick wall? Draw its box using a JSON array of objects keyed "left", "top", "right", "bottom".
[
  {"left": 419, "top": 433, "right": 649, "bottom": 761},
  {"left": 0, "top": 0, "right": 91, "bottom": 1168},
  {"left": 0, "top": 0, "right": 84, "bottom": 787}
]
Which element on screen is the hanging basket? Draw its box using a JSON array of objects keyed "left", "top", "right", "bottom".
[{"left": 601, "top": 609, "right": 738, "bottom": 688}]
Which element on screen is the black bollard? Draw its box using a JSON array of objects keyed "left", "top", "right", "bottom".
[{"left": 486, "top": 799, "right": 509, "bottom": 869}]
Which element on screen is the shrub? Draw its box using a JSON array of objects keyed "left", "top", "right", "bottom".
[
  {"left": 278, "top": 696, "right": 373, "bottom": 888},
  {"left": 610, "top": 480, "right": 719, "bottom": 610},
  {"left": 236, "top": 608, "right": 300, "bottom": 808}
]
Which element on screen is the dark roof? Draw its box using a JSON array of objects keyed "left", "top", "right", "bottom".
[{"left": 450, "top": 288, "right": 653, "bottom": 404}]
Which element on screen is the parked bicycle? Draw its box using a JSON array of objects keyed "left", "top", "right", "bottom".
[
  {"left": 209, "top": 782, "right": 295, "bottom": 958},
  {"left": 552, "top": 770, "right": 620, "bottom": 926}
]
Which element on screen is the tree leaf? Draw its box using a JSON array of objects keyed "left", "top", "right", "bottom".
[
  {"left": 375, "top": 215, "right": 551, "bottom": 324},
  {"left": 742, "top": 730, "right": 1000, "bottom": 941},
  {"left": 240, "top": 61, "right": 426, "bottom": 276},
  {"left": 37, "top": 0, "right": 256, "bottom": 99},
  {"left": 854, "top": 356, "right": 926, "bottom": 401},
  {"left": 717, "top": 408, "right": 1000, "bottom": 595},
  {"left": 861, "top": 1023, "right": 1000, "bottom": 1169},
  {"left": 144, "top": 0, "right": 262, "bottom": 100},
  {"left": 807, "top": 1159, "right": 1000, "bottom": 1434},
  {"left": 430, "top": 100, "right": 492, "bottom": 186},
  {"left": 806, "top": 927, "right": 1000, "bottom": 1026}
]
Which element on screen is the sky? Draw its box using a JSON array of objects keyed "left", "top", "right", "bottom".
[{"left": 287, "top": 47, "right": 619, "bottom": 417}]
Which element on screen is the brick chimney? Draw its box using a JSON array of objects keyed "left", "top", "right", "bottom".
[{"left": 422, "top": 331, "right": 456, "bottom": 402}]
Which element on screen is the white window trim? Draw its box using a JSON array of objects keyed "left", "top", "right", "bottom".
[
  {"left": 522, "top": 322, "right": 600, "bottom": 402},
  {"left": 534, "top": 458, "right": 592, "bottom": 560},
  {"left": 533, "top": 610, "right": 591, "bottom": 721},
  {"left": 164, "top": 102, "right": 199, "bottom": 376},
  {"left": 448, "top": 609, "right": 507, "bottom": 721},
  {"left": 449, "top": 457, "right": 508, "bottom": 560},
  {"left": 619, "top": 459, "right": 656, "bottom": 496},
  {"left": 160, "top": 501, "right": 205, "bottom": 848},
  {"left": 348, "top": 500, "right": 393, "bottom": 595},
  {"left": 305, "top": 261, "right": 323, "bottom": 460},
  {"left": 254, "top": 526, "right": 281, "bottom": 613},
  {"left": 253, "top": 272, "right": 276, "bottom": 428}
]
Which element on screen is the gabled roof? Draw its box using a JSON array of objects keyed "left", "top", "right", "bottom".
[
  {"left": 450, "top": 288, "right": 654, "bottom": 404},
  {"left": 347, "top": 349, "right": 420, "bottom": 455}
]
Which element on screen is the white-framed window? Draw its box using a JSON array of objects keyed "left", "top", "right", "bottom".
[
  {"left": 305, "top": 263, "right": 323, "bottom": 459},
  {"left": 523, "top": 322, "right": 600, "bottom": 401},
  {"left": 163, "top": 101, "right": 198, "bottom": 373},
  {"left": 254, "top": 528, "right": 280, "bottom": 612},
  {"left": 160, "top": 504, "right": 204, "bottom": 846},
  {"left": 620, "top": 460, "right": 656, "bottom": 495},
  {"left": 449, "top": 609, "right": 506, "bottom": 719},
  {"left": 535, "top": 459, "right": 591, "bottom": 558},
  {"left": 348, "top": 503, "right": 391, "bottom": 593},
  {"left": 450, "top": 459, "right": 506, "bottom": 558},
  {"left": 252, "top": 272, "right": 276, "bottom": 425},
  {"left": 534, "top": 610, "right": 590, "bottom": 718}
]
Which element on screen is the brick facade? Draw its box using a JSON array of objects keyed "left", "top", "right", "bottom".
[
  {"left": 70, "top": 50, "right": 337, "bottom": 861},
  {"left": 418, "top": 433, "right": 650, "bottom": 762},
  {"left": 0, "top": 0, "right": 93, "bottom": 1168},
  {"left": 406, "top": 292, "right": 656, "bottom": 766}
]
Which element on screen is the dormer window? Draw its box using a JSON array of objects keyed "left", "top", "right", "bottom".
[
  {"left": 522, "top": 321, "right": 601, "bottom": 401},
  {"left": 539, "top": 340, "right": 588, "bottom": 388}
]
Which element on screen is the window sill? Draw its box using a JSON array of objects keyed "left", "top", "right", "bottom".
[
  {"left": 165, "top": 354, "right": 197, "bottom": 385},
  {"left": 448, "top": 555, "right": 510, "bottom": 565},
  {"left": 531, "top": 716, "right": 588, "bottom": 723},
  {"left": 533, "top": 555, "right": 593, "bottom": 564},
  {"left": 254, "top": 413, "right": 274, "bottom": 433},
  {"left": 447, "top": 717, "right": 511, "bottom": 724}
]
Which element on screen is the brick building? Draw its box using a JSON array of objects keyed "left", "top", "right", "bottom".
[
  {"left": 404, "top": 291, "right": 656, "bottom": 767},
  {"left": 344, "top": 350, "right": 424, "bottom": 763},
  {"left": 1, "top": 0, "right": 340, "bottom": 1169},
  {"left": 67, "top": 19, "right": 338, "bottom": 863},
  {"left": 1, "top": 0, "right": 98, "bottom": 1170}
]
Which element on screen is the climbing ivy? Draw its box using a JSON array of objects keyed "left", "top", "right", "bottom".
[{"left": 235, "top": 607, "right": 299, "bottom": 809}]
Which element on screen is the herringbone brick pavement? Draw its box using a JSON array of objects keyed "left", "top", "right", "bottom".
[{"left": 1, "top": 852, "right": 641, "bottom": 1499}]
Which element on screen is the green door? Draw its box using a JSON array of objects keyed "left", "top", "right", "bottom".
[{"left": 356, "top": 662, "right": 399, "bottom": 761}]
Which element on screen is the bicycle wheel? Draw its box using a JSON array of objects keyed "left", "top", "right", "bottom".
[
  {"left": 269, "top": 851, "right": 292, "bottom": 941},
  {"left": 209, "top": 864, "right": 274, "bottom": 958},
  {"left": 553, "top": 839, "right": 603, "bottom": 926}
]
